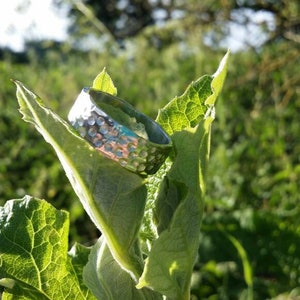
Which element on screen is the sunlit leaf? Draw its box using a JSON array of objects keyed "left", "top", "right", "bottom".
[
  {"left": 92, "top": 67, "right": 117, "bottom": 96},
  {"left": 0, "top": 196, "right": 95, "bottom": 300},
  {"left": 138, "top": 51, "right": 229, "bottom": 299}
]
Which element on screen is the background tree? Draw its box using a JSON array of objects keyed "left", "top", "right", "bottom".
[{"left": 59, "top": 0, "right": 300, "bottom": 47}]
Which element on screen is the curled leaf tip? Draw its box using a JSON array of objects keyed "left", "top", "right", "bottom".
[{"left": 213, "top": 49, "right": 230, "bottom": 79}]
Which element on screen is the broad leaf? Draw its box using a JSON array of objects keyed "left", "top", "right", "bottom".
[
  {"left": 140, "top": 72, "right": 214, "bottom": 248},
  {"left": 138, "top": 51, "right": 229, "bottom": 299},
  {"left": 14, "top": 80, "right": 146, "bottom": 280},
  {"left": 140, "top": 52, "right": 229, "bottom": 244},
  {"left": 138, "top": 120, "right": 212, "bottom": 299},
  {"left": 0, "top": 196, "right": 94, "bottom": 299}
]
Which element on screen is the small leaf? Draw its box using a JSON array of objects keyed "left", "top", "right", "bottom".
[
  {"left": 92, "top": 67, "right": 117, "bottom": 95},
  {"left": 83, "top": 237, "right": 162, "bottom": 300},
  {"left": 0, "top": 196, "right": 94, "bottom": 299}
]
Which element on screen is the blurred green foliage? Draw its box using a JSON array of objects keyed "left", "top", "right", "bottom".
[{"left": 1, "top": 1, "right": 300, "bottom": 297}]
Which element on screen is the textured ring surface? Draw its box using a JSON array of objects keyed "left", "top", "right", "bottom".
[{"left": 68, "top": 88, "right": 172, "bottom": 175}]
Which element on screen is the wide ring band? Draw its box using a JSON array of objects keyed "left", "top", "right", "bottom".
[{"left": 68, "top": 88, "right": 172, "bottom": 175}]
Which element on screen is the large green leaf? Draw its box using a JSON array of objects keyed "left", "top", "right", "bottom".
[
  {"left": 138, "top": 51, "right": 229, "bottom": 299},
  {"left": 140, "top": 73, "right": 214, "bottom": 248},
  {"left": 0, "top": 196, "right": 94, "bottom": 299},
  {"left": 141, "top": 51, "right": 229, "bottom": 245},
  {"left": 138, "top": 120, "right": 212, "bottom": 299},
  {"left": 14, "top": 79, "right": 146, "bottom": 280}
]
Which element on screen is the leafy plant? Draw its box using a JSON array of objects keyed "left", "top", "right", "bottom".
[{"left": 0, "top": 51, "right": 229, "bottom": 299}]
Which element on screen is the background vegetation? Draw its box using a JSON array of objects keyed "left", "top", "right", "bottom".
[{"left": 1, "top": 0, "right": 300, "bottom": 298}]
